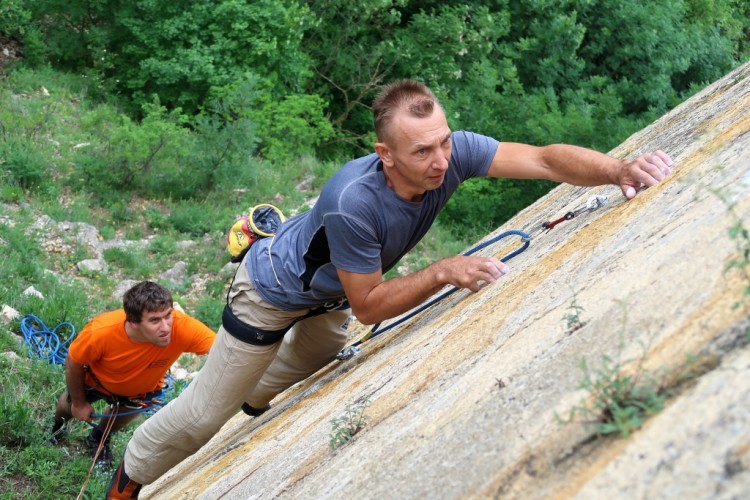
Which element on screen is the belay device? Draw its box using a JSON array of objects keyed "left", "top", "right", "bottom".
[{"left": 227, "top": 204, "right": 286, "bottom": 263}]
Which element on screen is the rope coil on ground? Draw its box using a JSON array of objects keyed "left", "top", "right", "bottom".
[{"left": 20, "top": 314, "right": 76, "bottom": 365}]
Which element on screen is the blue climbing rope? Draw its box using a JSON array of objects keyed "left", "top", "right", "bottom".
[
  {"left": 20, "top": 314, "right": 77, "bottom": 365},
  {"left": 337, "top": 229, "right": 531, "bottom": 359}
]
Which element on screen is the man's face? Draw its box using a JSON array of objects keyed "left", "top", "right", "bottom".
[
  {"left": 376, "top": 106, "right": 452, "bottom": 201},
  {"left": 133, "top": 307, "right": 174, "bottom": 347}
]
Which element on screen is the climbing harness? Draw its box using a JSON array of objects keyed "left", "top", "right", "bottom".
[
  {"left": 20, "top": 314, "right": 76, "bottom": 365},
  {"left": 542, "top": 195, "right": 608, "bottom": 232},
  {"left": 86, "top": 370, "right": 175, "bottom": 418},
  {"left": 336, "top": 229, "right": 531, "bottom": 361},
  {"left": 88, "top": 394, "right": 167, "bottom": 418},
  {"left": 227, "top": 203, "right": 286, "bottom": 263}
]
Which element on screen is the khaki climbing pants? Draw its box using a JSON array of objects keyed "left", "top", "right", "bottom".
[{"left": 123, "top": 262, "right": 351, "bottom": 484}]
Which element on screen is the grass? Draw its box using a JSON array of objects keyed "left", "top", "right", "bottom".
[{"left": 0, "top": 354, "right": 130, "bottom": 499}]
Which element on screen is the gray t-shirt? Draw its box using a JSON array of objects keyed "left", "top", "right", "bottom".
[{"left": 246, "top": 130, "right": 499, "bottom": 310}]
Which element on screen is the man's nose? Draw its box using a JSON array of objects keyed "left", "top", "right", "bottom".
[{"left": 433, "top": 153, "right": 449, "bottom": 170}]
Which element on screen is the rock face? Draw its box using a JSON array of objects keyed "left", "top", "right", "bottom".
[{"left": 144, "top": 61, "right": 750, "bottom": 499}]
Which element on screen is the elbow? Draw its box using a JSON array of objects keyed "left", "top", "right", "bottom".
[
  {"left": 349, "top": 303, "right": 382, "bottom": 326},
  {"left": 351, "top": 308, "right": 377, "bottom": 326}
]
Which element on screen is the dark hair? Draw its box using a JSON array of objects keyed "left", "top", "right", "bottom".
[
  {"left": 123, "top": 281, "right": 173, "bottom": 323},
  {"left": 372, "top": 80, "right": 441, "bottom": 142}
]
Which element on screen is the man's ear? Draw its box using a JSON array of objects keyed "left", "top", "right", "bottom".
[{"left": 374, "top": 142, "right": 393, "bottom": 168}]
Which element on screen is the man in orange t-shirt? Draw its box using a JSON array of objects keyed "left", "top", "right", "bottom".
[{"left": 51, "top": 281, "right": 215, "bottom": 468}]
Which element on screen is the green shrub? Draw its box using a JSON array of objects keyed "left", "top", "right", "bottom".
[
  {"left": 0, "top": 185, "right": 24, "bottom": 203},
  {"left": 72, "top": 100, "right": 197, "bottom": 202},
  {"left": 145, "top": 207, "right": 170, "bottom": 231},
  {"left": 148, "top": 234, "right": 178, "bottom": 258},
  {"left": 189, "top": 74, "right": 261, "bottom": 189},
  {"left": 250, "top": 92, "right": 335, "bottom": 163},
  {"left": 108, "top": 200, "right": 137, "bottom": 224},
  {"left": 0, "top": 137, "right": 52, "bottom": 190},
  {"left": 103, "top": 247, "right": 154, "bottom": 280},
  {"left": 0, "top": 358, "right": 62, "bottom": 446},
  {"left": 18, "top": 26, "right": 49, "bottom": 68},
  {"left": 0, "top": 0, "right": 30, "bottom": 37},
  {"left": 193, "top": 296, "right": 224, "bottom": 332},
  {"left": 168, "top": 201, "right": 219, "bottom": 237},
  {"left": 0, "top": 213, "right": 45, "bottom": 286}
]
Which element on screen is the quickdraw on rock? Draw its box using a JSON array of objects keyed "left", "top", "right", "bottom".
[
  {"left": 542, "top": 195, "right": 608, "bottom": 231},
  {"left": 227, "top": 204, "right": 286, "bottom": 263},
  {"left": 336, "top": 229, "right": 531, "bottom": 361}
]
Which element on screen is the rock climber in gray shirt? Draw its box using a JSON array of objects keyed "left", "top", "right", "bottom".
[{"left": 107, "top": 79, "right": 673, "bottom": 499}]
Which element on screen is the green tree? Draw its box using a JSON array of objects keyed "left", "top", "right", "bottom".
[
  {"left": 28, "top": 0, "right": 313, "bottom": 115},
  {"left": 0, "top": 0, "right": 31, "bottom": 38}
]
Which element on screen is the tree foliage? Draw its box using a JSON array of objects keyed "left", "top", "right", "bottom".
[{"left": 7, "top": 0, "right": 750, "bottom": 233}]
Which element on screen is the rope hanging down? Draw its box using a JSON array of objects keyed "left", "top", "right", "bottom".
[
  {"left": 20, "top": 314, "right": 77, "bottom": 365},
  {"left": 336, "top": 229, "right": 531, "bottom": 360}
]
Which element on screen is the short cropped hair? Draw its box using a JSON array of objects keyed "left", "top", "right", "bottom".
[
  {"left": 372, "top": 80, "right": 442, "bottom": 142},
  {"left": 123, "top": 281, "right": 173, "bottom": 323}
]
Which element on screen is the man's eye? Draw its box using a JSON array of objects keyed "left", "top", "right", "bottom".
[{"left": 417, "top": 149, "right": 426, "bottom": 155}]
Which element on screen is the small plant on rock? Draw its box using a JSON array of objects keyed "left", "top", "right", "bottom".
[
  {"left": 726, "top": 214, "right": 750, "bottom": 306},
  {"left": 562, "top": 354, "right": 666, "bottom": 438},
  {"left": 558, "top": 305, "right": 666, "bottom": 439},
  {"left": 562, "top": 294, "right": 585, "bottom": 333},
  {"left": 329, "top": 396, "right": 372, "bottom": 450},
  {"left": 709, "top": 186, "right": 750, "bottom": 340}
]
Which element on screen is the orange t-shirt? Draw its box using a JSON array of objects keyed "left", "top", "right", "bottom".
[{"left": 68, "top": 309, "right": 216, "bottom": 399}]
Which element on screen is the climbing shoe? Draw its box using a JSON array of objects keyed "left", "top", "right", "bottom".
[
  {"left": 50, "top": 419, "right": 67, "bottom": 444},
  {"left": 241, "top": 402, "right": 270, "bottom": 417},
  {"left": 85, "top": 433, "right": 113, "bottom": 468},
  {"left": 106, "top": 459, "right": 142, "bottom": 499}
]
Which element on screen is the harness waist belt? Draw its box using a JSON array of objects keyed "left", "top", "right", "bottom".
[{"left": 222, "top": 305, "right": 291, "bottom": 345}]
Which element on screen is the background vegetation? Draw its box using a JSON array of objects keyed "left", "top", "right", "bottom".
[{"left": 1, "top": 0, "right": 748, "bottom": 497}]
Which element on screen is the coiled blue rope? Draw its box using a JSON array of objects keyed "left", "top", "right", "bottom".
[
  {"left": 338, "top": 229, "right": 531, "bottom": 358},
  {"left": 20, "top": 314, "right": 76, "bottom": 365}
]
